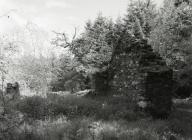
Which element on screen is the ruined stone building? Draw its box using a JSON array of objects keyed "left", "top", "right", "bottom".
[{"left": 92, "top": 30, "right": 173, "bottom": 117}]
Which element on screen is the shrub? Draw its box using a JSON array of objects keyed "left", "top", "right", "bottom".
[
  {"left": 10, "top": 117, "right": 91, "bottom": 140},
  {"left": 97, "top": 104, "right": 139, "bottom": 121},
  {"left": 17, "top": 95, "right": 101, "bottom": 120},
  {"left": 52, "top": 95, "right": 101, "bottom": 118},
  {"left": 175, "top": 68, "right": 192, "bottom": 98},
  {"left": 95, "top": 96, "right": 143, "bottom": 121},
  {"left": 17, "top": 96, "right": 53, "bottom": 120},
  {"left": 168, "top": 110, "right": 192, "bottom": 138}
]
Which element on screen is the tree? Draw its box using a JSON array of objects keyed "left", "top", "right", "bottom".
[
  {"left": 150, "top": 0, "right": 192, "bottom": 69},
  {"left": 0, "top": 33, "right": 23, "bottom": 139},
  {"left": 15, "top": 55, "right": 53, "bottom": 95},
  {"left": 49, "top": 53, "right": 89, "bottom": 92},
  {"left": 52, "top": 14, "right": 115, "bottom": 74},
  {"left": 149, "top": 0, "right": 192, "bottom": 98},
  {"left": 0, "top": 36, "right": 19, "bottom": 90},
  {"left": 124, "top": 0, "right": 157, "bottom": 39}
]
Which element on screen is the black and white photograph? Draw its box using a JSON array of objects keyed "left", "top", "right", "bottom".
[{"left": 0, "top": 0, "right": 192, "bottom": 139}]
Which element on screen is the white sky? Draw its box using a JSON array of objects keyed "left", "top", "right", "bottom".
[{"left": 0, "top": 0, "right": 164, "bottom": 35}]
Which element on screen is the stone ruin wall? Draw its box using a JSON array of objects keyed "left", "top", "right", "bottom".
[{"left": 97, "top": 38, "right": 173, "bottom": 102}]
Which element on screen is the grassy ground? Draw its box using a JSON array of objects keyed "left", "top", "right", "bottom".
[{"left": 1, "top": 95, "right": 192, "bottom": 140}]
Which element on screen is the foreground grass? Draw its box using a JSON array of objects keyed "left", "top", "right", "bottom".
[
  {"left": 6, "top": 116, "right": 191, "bottom": 140},
  {"left": 1, "top": 95, "right": 192, "bottom": 140}
]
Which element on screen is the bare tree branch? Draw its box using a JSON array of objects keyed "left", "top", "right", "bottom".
[
  {"left": 146, "top": 0, "right": 151, "bottom": 8},
  {"left": 52, "top": 27, "right": 77, "bottom": 49}
]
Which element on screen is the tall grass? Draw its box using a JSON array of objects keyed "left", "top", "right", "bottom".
[
  {"left": 16, "top": 95, "right": 142, "bottom": 121},
  {"left": 6, "top": 117, "right": 190, "bottom": 140},
  {"left": 13, "top": 95, "right": 192, "bottom": 140}
]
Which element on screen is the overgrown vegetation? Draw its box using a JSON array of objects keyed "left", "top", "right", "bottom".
[
  {"left": 1, "top": 0, "right": 192, "bottom": 139},
  {"left": 1, "top": 93, "right": 192, "bottom": 139}
]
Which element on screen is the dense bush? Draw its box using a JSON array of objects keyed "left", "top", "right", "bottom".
[
  {"left": 96, "top": 96, "right": 143, "bottom": 121},
  {"left": 9, "top": 94, "right": 192, "bottom": 139},
  {"left": 168, "top": 110, "right": 192, "bottom": 138},
  {"left": 174, "top": 68, "right": 192, "bottom": 98},
  {"left": 16, "top": 95, "right": 142, "bottom": 121},
  {"left": 17, "top": 95, "right": 102, "bottom": 120},
  {"left": 97, "top": 105, "right": 140, "bottom": 121},
  {"left": 51, "top": 95, "right": 101, "bottom": 118},
  {"left": 17, "top": 96, "right": 53, "bottom": 120}
]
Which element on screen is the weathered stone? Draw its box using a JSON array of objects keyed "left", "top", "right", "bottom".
[
  {"left": 5, "top": 82, "right": 20, "bottom": 100},
  {"left": 107, "top": 36, "right": 173, "bottom": 118},
  {"left": 90, "top": 30, "right": 173, "bottom": 118}
]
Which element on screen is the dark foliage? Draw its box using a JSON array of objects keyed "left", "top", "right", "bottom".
[
  {"left": 92, "top": 71, "right": 109, "bottom": 95},
  {"left": 17, "top": 95, "right": 102, "bottom": 120},
  {"left": 50, "top": 70, "right": 90, "bottom": 93},
  {"left": 16, "top": 94, "right": 143, "bottom": 122},
  {"left": 168, "top": 110, "right": 192, "bottom": 137},
  {"left": 174, "top": 68, "right": 192, "bottom": 98},
  {"left": 138, "top": 40, "right": 174, "bottom": 119},
  {"left": 51, "top": 95, "right": 101, "bottom": 118},
  {"left": 174, "top": 0, "right": 190, "bottom": 7},
  {"left": 145, "top": 69, "right": 173, "bottom": 119},
  {"left": 17, "top": 96, "right": 53, "bottom": 120}
]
